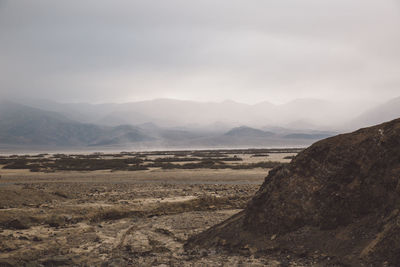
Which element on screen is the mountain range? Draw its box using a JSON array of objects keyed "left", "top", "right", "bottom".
[
  {"left": 0, "top": 96, "right": 399, "bottom": 151},
  {"left": 20, "top": 98, "right": 344, "bottom": 129}
]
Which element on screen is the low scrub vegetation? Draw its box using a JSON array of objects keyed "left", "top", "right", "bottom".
[{"left": 0, "top": 149, "right": 297, "bottom": 172}]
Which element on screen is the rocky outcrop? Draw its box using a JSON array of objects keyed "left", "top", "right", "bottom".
[{"left": 186, "top": 118, "right": 400, "bottom": 266}]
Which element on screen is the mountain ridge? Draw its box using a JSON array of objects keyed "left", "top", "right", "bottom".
[{"left": 12, "top": 97, "right": 356, "bottom": 129}]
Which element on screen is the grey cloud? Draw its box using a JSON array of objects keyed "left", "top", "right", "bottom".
[{"left": 0, "top": 0, "right": 399, "bottom": 104}]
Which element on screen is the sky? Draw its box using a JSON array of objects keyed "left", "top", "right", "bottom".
[{"left": 0, "top": 0, "right": 400, "bottom": 105}]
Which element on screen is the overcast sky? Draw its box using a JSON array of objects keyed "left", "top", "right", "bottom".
[{"left": 0, "top": 0, "right": 399, "bottom": 105}]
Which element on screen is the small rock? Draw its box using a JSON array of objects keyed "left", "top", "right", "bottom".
[
  {"left": 32, "top": 236, "right": 42, "bottom": 242},
  {"left": 6, "top": 219, "right": 29, "bottom": 230},
  {"left": 41, "top": 256, "right": 72, "bottom": 267}
]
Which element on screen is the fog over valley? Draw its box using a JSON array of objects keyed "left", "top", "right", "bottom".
[{"left": 1, "top": 96, "right": 400, "bottom": 151}]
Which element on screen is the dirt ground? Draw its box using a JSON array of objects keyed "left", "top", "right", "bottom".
[{"left": 0, "top": 152, "right": 307, "bottom": 267}]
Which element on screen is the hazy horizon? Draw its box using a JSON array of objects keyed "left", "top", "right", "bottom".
[{"left": 5, "top": 94, "right": 390, "bottom": 107}]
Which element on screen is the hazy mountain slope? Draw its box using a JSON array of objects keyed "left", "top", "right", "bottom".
[
  {"left": 156, "top": 126, "right": 323, "bottom": 149},
  {"left": 89, "top": 125, "right": 154, "bottom": 146},
  {"left": 224, "top": 126, "right": 274, "bottom": 138},
  {"left": 98, "top": 99, "right": 255, "bottom": 127},
  {"left": 15, "top": 98, "right": 120, "bottom": 124},
  {"left": 15, "top": 98, "right": 354, "bottom": 130},
  {"left": 0, "top": 102, "right": 150, "bottom": 146},
  {"left": 104, "top": 98, "right": 342, "bottom": 128},
  {"left": 351, "top": 96, "right": 400, "bottom": 128},
  {"left": 283, "top": 133, "right": 333, "bottom": 139},
  {"left": 0, "top": 101, "right": 96, "bottom": 145},
  {"left": 0, "top": 99, "right": 349, "bottom": 149}
]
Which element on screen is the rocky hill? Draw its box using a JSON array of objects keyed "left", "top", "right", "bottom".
[{"left": 186, "top": 118, "right": 400, "bottom": 266}]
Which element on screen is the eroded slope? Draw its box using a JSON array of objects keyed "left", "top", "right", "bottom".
[{"left": 187, "top": 118, "right": 400, "bottom": 266}]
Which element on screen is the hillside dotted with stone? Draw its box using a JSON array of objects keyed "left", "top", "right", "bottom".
[{"left": 186, "top": 118, "right": 400, "bottom": 266}]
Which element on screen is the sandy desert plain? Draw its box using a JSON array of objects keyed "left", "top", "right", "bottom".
[{"left": 0, "top": 148, "right": 315, "bottom": 267}]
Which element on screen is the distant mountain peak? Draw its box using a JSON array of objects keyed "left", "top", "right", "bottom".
[{"left": 224, "top": 126, "right": 274, "bottom": 137}]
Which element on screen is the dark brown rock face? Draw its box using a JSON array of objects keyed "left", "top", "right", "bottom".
[{"left": 186, "top": 118, "right": 400, "bottom": 266}]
